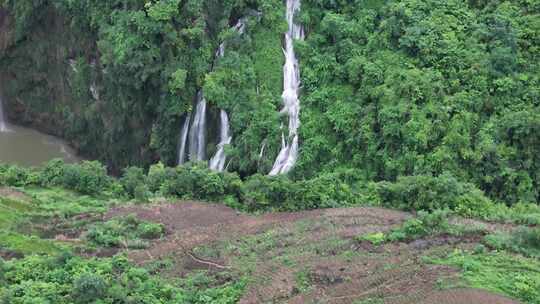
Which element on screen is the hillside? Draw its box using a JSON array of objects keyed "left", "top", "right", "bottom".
[
  {"left": 0, "top": 0, "right": 538, "bottom": 205},
  {"left": 0, "top": 0, "right": 539, "bottom": 303},
  {"left": 0, "top": 161, "right": 539, "bottom": 303}
]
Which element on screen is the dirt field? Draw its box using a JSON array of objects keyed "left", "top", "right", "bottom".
[{"left": 106, "top": 201, "right": 520, "bottom": 304}]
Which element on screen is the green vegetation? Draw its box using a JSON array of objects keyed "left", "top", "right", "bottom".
[
  {"left": 0, "top": 0, "right": 286, "bottom": 173},
  {"left": 3, "top": 159, "right": 540, "bottom": 221},
  {"left": 1, "top": 0, "right": 538, "bottom": 210},
  {"left": 86, "top": 215, "right": 164, "bottom": 249},
  {"left": 296, "top": 0, "right": 540, "bottom": 207},
  {"left": 359, "top": 209, "right": 484, "bottom": 244},
  {"left": 0, "top": 254, "right": 245, "bottom": 304},
  {"left": 485, "top": 227, "right": 540, "bottom": 258},
  {"left": 428, "top": 250, "right": 540, "bottom": 304},
  {"left": 386, "top": 210, "right": 452, "bottom": 242},
  {"left": 0, "top": 173, "right": 245, "bottom": 303},
  {"left": 1, "top": 0, "right": 540, "bottom": 302}
]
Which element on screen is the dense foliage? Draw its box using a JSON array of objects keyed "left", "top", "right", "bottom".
[
  {"left": 430, "top": 250, "right": 540, "bottom": 303},
  {"left": 0, "top": 254, "right": 244, "bottom": 303},
  {"left": 1, "top": 0, "right": 539, "bottom": 206},
  {"left": 295, "top": 0, "right": 540, "bottom": 206},
  {"left": 86, "top": 215, "right": 165, "bottom": 249},
  {"left": 3, "top": 160, "right": 540, "bottom": 223},
  {"left": 0, "top": 0, "right": 286, "bottom": 174}
]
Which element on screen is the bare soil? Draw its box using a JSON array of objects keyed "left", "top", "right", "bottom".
[{"left": 106, "top": 201, "right": 520, "bottom": 304}]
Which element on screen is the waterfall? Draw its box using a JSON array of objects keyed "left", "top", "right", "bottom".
[
  {"left": 0, "top": 96, "right": 8, "bottom": 132},
  {"left": 209, "top": 110, "right": 231, "bottom": 171},
  {"left": 207, "top": 18, "right": 246, "bottom": 171},
  {"left": 176, "top": 19, "right": 246, "bottom": 169},
  {"left": 269, "top": 0, "right": 304, "bottom": 176},
  {"left": 177, "top": 113, "right": 191, "bottom": 164},
  {"left": 188, "top": 91, "right": 207, "bottom": 161}
]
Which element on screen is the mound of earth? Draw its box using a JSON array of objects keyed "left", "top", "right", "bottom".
[{"left": 106, "top": 201, "right": 520, "bottom": 304}]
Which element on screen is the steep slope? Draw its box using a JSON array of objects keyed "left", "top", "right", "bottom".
[{"left": 1, "top": 0, "right": 539, "bottom": 205}]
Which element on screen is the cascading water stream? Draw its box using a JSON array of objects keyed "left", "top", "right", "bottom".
[
  {"left": 177, "top": 19, "right": 245, "bottom": 168},
  {"left": 177, "top": 113, "right": 191, "bottom": 164},
  {"left": 0, "top": 96, "right": 8, "bottom": 132},
  {"left": 188, "top": 91, "right": 207, "bottom": 162},
  {"left": 269, "top": 0, "right": 304, "bottom": 175},
  {"left": 209, "top": 110, "right": 231, "bottom": 171},
  {"left": 208, "top": 19, "right": 246, "bottom": 171}
]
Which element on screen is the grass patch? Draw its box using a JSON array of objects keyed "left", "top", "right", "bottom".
[
  {"left": 85, "top": 215, "right": 164, "bottom": 249},
  {"left": 0, "top": 231, "right": 62, "bottom": 255},
  {"left": 484, "top": 227, "right": 540, "bottom": 258},
  {"left": 22, "top": 187, "right": 113, "bottom": 217},
  {"left": 358, "top": 210, "right": 481, "bottom": 245},
  {"left": 427, "top": 249, "right": 540, "bottom": 303}
]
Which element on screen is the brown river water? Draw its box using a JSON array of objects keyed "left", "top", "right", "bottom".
[{"left": 0, "top": 123, "right": 78, "bottom": 167}]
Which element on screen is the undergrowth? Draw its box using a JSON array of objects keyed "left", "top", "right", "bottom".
[
  {"left": 484, "top": 227, "right": 540, "bottom": 258},
  {"left": 427, "top": 250, "right": 540, "bottom": 304},
  {"left": 85, "top": 215, "right": 165, "bottom": 249},
  {"left": 0, "top": 254, "right": 245, "bottom": 304}
]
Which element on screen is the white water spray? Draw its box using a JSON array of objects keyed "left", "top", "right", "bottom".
[
  {"left": 269, "top": 0, "right": 304, "bottom": 175},
  {"left": 0, "top": 96, "right": 8, "bottom": 132},
  {"left": 177, "top": 113, "right": 191, "bottom": 164},
  {"left": 208, "top": 19, "right": 246, "bottom": 171},
  {"left": 209, "top": 110, "right": 231, "bottom": 171},
  {"left": 188, "top": 92, "right": 207, "bottom": 162},
  {"left": 177, "top": 19, "right": 246, "bottom": 168}
]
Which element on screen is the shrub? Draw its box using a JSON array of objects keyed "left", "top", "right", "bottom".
[
  {"left": 160, "top": 162, "right": 242, "bottom": 203},
  {"left": 0, "top": 165, "right": 34, "bottom": 187},
  {"left": 358, "top": 232, "right": 386, "bottom": 246},
  {"left": 387, "top": 210, "right": 450, "bottom": 242},
  {"left": 242, "top": 174, "right": 293, "bottom": 211},
  {"left": 86, "top": 215, "right": 164, "bottom": 249},
  {"left": 242, "top": 172, "right": 361, "bottom": 211},
  {"left": 374, "top": 173, "right": 493, "bottom": 213},
  {"left": 72, "top": 273, "right": 107, "bottom": 303},
  {"left": 485, "top": 227, "right": 540, "bottom": 258},
  {"left": 136, "top": 222, "right": 165, "bottom": 239},
  {"left": 60, "top": 161, "right": 111, "bottom": 195},
  {"left": 39, "top": 158, "right": 66, "bottom": 187},
  {"left": 0, "top": 254, "right": 245, "bottom": 303},
  {"left": 146, "top": 162, "right": 169, "bottom": 193},
  {"left": 119, "top": 166, "right": 146, "bottom": 198}
]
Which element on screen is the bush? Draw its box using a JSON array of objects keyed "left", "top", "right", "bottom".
[
  {"left": 387, "top": 210, "right": 450, "bottom": 242},
  {"left": 374, "top": 173, "right": 493, "bottom": 213},
  {"left": 39, "top": 158, "right": 66, "bottom": 187},
  {"left": 358, "top": 232, "right": 386, "bottom": 246},
  {"left": 242, "top": 174, "right": 293, "bottom": 211},
  {"left": 136, "top": 222, "right": 165, "bottom": 239},
  {"left": 119, "top": 166, "right": 146, "bottom": 198},
  {"left": 160, "top": 162, "right": 243, "bottom": 203},
  {"left": 86, "top": 215, "right": 164, "bottom": 249},
  {"left": 0, "top": 253, "right": 244, "bottom": 303},
  {"left": 485, "top": 227, "right": 540, "bottom": 258},
  {"left": 72, "top": 273, "right": 107, "bottom": 303},
  {"left": 0, "top": 165, "right": 34, "bottom": 187},
  {"left": 242, "top": 172, "right": 361, "bottom": 211},
  {"left": 60, "top": 161, "right": 111, "bottom": 195}
]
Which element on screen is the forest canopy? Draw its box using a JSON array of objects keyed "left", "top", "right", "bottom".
[{"left": 0, "top": 0, "right": 539, "bottom": 206}]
